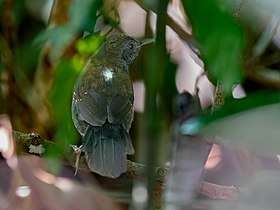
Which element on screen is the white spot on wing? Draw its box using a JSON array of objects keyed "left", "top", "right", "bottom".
[{"left": 102, "top": 68, "right": 114, "bottom": 82}]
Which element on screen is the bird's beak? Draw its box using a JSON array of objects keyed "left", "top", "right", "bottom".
[{"left": 138, "top": 38, "right": 154, "bottom": 47}]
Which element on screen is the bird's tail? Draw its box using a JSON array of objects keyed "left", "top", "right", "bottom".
[{"left": 82, "top": 122, "right": 134, "bottom": 178}]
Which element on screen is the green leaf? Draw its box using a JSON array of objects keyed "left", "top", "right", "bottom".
[
  {"left": 69, "top": 0, "right": 102, "bottom": 32},
  {"left": 181, "top": 92, "right": 280, "bottom": 154},
  {"left": 48, "top": 58, "right": 82, "bottom": 157},
  {"left": 76, "top": 34, "right": 104, "bottom": 55},
  {"left": 202, "top": 103, "right": 280, "bottom": 154},
  {"left": 204, "top": 92, "right": 280, "bottom": 122},
  {"left": 182, "top": 0, "right": 245, "bottom": 94},
  {"left": 35, "top": 25, "right": 77, "bottom": 61},
  {"left": 34, "top": 0, "right": 102, "bottom": 61}
]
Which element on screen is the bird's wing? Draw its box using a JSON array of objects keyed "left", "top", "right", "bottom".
[
  {"left": 72, "top": 96, "right": 89, "bottom": 136},
  {"left": 77, "top": 89, "right": 107, "bottom": 125},
  {"left": 72, "top": 61, "right": 134, "bottom": 132},
  {"left": 107, "top": 94, "right": 134, "bottom": 131},
  {"left": 72, "top": 69, "right": 108, "bottom": 133}
]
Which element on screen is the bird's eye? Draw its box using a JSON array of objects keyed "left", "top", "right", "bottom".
[{"left": 128, "top": 44, "right": 134, "bottom": 49}]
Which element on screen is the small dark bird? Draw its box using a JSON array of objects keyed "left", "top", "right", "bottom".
[{"left": 72, "top": 34, "right": 151, "bottom": 178}]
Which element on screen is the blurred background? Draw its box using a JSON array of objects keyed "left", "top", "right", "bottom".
[{"left": 1, "top": 0, "right": 280, "bottom": 209}]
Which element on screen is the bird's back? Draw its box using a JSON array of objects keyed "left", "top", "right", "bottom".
[
  {"left": 71, "top": 33, "right": 145, "bottom": 177},
  {"left": 71, "top": 56, "right": 134, "bottom": 178}
]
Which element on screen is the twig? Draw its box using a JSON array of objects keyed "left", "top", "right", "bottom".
[{"left": 200, "top": 182, "right": 239, "bottom": 201}]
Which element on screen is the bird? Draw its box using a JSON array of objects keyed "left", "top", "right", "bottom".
[{"left": 72, "top": 33, "right": 151, "bottom": 178}]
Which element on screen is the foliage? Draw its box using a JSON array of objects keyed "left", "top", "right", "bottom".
[
  {"left": 182, "top": 0, "right": 245, "bottom": 94},
  {"left": 1, "top": 0, "right": 280, "bottom": 209}
]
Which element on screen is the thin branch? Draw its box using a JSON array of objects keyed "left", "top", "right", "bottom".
[
  {"left": 12, "top": 130, "right": 240, "bottom": 202},
  {"left": 134, "top": 0, "right": 192, "bottom": 41}
]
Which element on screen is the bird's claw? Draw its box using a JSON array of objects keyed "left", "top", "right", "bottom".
[{"left": 70, "top": 145, "right": 82, "bottom": 176}]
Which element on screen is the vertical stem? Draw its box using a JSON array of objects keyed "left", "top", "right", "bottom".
[{"left": 143, "top": 0, "right": 169, "bottom": 209}]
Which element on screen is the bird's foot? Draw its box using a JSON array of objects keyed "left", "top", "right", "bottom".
[{"left": 70, "top": 145, "right": 82, "bottom": 176}]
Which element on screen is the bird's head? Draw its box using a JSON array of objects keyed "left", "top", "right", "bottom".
[{"left": 103, "top": 34, "right": 153, "bottom": 68}]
